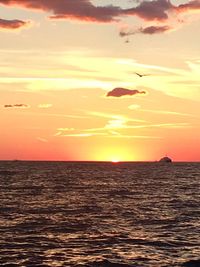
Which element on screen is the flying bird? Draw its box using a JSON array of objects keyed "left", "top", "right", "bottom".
[{"left": 135, "top": 72, "right": 150, "bottom": 77}]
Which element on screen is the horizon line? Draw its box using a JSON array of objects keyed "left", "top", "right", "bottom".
[{"left": 0, "top": 159, "right": 199, "bottom": 163}]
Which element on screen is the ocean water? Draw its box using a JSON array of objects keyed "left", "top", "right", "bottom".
[{"left": 0, "top": 161, "right": 199, "bottom": 267}]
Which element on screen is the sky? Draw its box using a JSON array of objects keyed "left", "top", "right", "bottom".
[{"left": 0, "top": 0, "right": 200, "bottom": 161}]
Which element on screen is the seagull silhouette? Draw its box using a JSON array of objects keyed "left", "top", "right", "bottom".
[{"left": 135, "top": 72, "right": 150, "bottom": 77}]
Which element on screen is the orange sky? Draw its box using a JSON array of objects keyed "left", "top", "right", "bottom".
[{"left": 0, "top": 0, "right": 200, "bottom": 161}]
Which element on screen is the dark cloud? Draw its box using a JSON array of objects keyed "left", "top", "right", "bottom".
[
  {"left": 139, "top": 25, "right": 171, "bottom": 34},
  {"left": 106, "top": 87, "right": 146, "bottom": 97},
  {"left": 0, "top": 0, "right": 198, "bottom": 23},
  {"left": 0, "top": 0, "right": 122, "bottom": 23},
  {"left": 0, "top": 0, "right": 199, "bottom": 29},
  {"left": 120, "top": 25, "right": 171, "bottom": 37},
  {"left": 125, "top": 0, "right": 174, "bottom": 21},
  {"left": 4, "top": 104, "right": 30, "bottom": 108},
  {"left": 0, "top": 18, "right": 28, "bottom": 29},
  {"left": 126, "top": 0, "right": 200, "bottom": 21}
]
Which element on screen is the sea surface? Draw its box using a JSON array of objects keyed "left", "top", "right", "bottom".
[{"left": 0, "top": 161, "right": 200, "bottom": 267}]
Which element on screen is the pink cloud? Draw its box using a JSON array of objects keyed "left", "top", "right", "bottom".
[
  {"left": 107, "top": 87, "right": 146, "bottom": 97},
  {"left": 125, "top": 0, "right": 174, "bottom": 21},
  {"left": 0, "top": 0, "right": 199, "bottom": 31},
  {"left": 139, "top": 25, "right": 171, "bottom": 34},
  {"left": 0, "top": 0, "right": 122, "bottom": 23},
  {"left": 120, "top": 24, "right": 171, "bottom": 36},
  {"left": 0, "top": 18, "right": 28, "bottom": 29},
  {"left": 125, "top": 0, "right": 200, "bottom": 21},
  {"left": 177, "top": 0, "right": 200, "bottom": 12}
]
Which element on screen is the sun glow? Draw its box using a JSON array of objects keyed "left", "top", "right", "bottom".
[
  {"left": 93, "top": 143, "right": 136, "bottom": 162},
  {"left": 111, "top": 159, "right": 120, "bottom": 163}
]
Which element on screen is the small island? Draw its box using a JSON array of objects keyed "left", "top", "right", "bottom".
[{"left": 159, "top": 156, "right": 172, "bottom": 163}]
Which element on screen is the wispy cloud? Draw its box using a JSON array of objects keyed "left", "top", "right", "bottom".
[
  {"left": 128, "top": 105, "right": 196, "bottom": 117},
  {"left": 38, "top": 104, "right": 52, "bottom": 109},
  {"left": 54, "top": 127, "right": 162, "bottom": 139},
  {"left": 128, "top": 104, "right": 141, "bottom": 110},
  {"left": 54, "top": 127, "right": 75, "bottom": 136},
  {"left": 57, "top": 128, "right": 75, "bottom": 131},
  {"left": 146, "top": 110, "right": 195, "bottom": 117},
  {"left": 117, "top": 59, "right": 186, "bottom": 75},
  {"left": 108, "top": 134, "right": 162, "bottom": 139},
  {"left": 87, "top": 111, "right": 145, "bottom": 123},
  {"left": 57, "top": 133, "right": 107, "bottom": 137},
  {"left": 52, "top": 107, "right": 190, "bottom": 139},
  {"left": 29, "top": 112, "right": 89, "bottom": 119},
  {"left": 85, "top": 122, "right": 190, "bottom": 132},
  {"left": 85, "top": 110, "right": 190, "bottom": 132},
  {"left": 37, "top": 137, "right": 48, "bottom": 143}
]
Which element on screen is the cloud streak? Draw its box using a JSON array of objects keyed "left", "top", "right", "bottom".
[
  {"left": 128, "top": 106, "right": 196, "bottom": 117},
  {"left": 120, "top": 25, "right": 171, "bottom": 36},
  {"left": 38, "top": 104, "right": 52, "bottom": 108},
  {"left": 106, "top": 87, "right": 146, "bottom": 97},
  {"left": 4, "top": 104, "right": 30, "bottom": 108},
  {"left": 37, "top": 137, "right": 48, "bottom": 143},
  {"left": 84, "top": 122, "right": 190, "bottom": 132}
]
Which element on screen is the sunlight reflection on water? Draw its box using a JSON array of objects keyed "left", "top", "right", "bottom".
[{"left": 0, "top": 161, "right": 200, "bottom": 266}]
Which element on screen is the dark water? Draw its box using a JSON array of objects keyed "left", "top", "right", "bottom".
[{"left": 0, "top": 161, "right": 200, "bottom": 267}]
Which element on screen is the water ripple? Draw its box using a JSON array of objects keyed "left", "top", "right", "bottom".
[{"left": 0, "top": 161, "right": 199, "bottom": 266}]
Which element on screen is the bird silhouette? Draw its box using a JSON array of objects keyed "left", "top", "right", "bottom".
[{"left": 135, "top": 72, "right": 150, "bottom": 77}]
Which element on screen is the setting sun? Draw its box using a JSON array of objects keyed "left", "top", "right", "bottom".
[
  {"left": 111, "top": 159, "right": 120, "bottom": 163},
  {"left": 91, "top": 143, "right": 138, "bottom": 162}
]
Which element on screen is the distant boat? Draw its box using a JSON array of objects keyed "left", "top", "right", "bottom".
[{"left": 159, "top": 156, "right": 172, "bottom": 163}]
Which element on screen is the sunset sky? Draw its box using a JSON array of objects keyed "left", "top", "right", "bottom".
[{"left": 0, "top": 0, "right": 200, "bottom": 161}]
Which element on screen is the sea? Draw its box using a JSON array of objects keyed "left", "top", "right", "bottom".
[{"left": 0, "top": 161, "right": 199, "bottom": 267}]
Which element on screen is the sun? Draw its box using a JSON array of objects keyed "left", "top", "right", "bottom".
[
  {"left": 93, "top": 145, "right": 136, "bottom": 162},
  {"left": 111, "top": 159, "right": 120, "bottom": 163}
]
